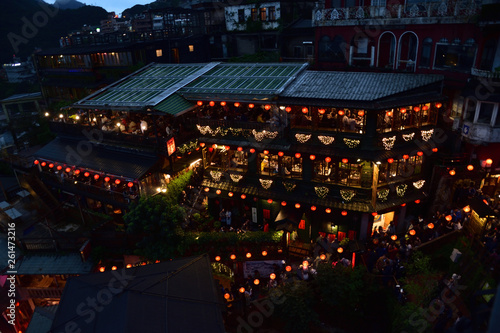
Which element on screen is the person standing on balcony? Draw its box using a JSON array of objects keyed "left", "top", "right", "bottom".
[{"left": 226, "top": 209, "right": 232, "bottom": 226}]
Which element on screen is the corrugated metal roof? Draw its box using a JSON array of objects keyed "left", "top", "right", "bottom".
[
  {"left": 281, "top": 71, "right": 443, "bottom": 101},
  {"left": 34, "top": 137, "right": 158, "bottom": 180},
  {"left": 180, "top": 62, "right": 308, "bottom": 100},
  {"left": 154, "top": 93, "right": 196, "bottom": 116},
  {"left": 15, "top": 253, "right": 93, "bottom": 275},
  {"left": 51, "top": 255, "right": 225, "bottom": 333},
  {"left": 72, "top": 62, "right": 219, "bottom": 110}
]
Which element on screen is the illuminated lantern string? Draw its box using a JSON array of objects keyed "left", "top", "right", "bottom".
[
  {"left": 128, "top": 182, "right": 134, "bottom": 188},
  {"left": 115, "top": 179, "right": 121, "bottom": 185},
  {"left": 94, "top": 174, "right": 99, "bottom": 180}
]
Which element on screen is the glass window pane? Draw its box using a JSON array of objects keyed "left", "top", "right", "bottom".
[{"left": 477, "top": 102, "right": 494, "bottom": 124}]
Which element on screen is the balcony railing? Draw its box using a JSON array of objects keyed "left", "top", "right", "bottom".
[
  {"left": 471, "top": 68, "right": 500, "bottom": 79},
  {"left": 197, "top": 118, "right": 284, "bottom": 140},
  {"left": 313, "top": 1, "right": 480, "bottom": 25}
]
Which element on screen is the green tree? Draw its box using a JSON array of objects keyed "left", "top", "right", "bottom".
[{"left": 274, "top": 280, "right": 318, "bottom": 332}]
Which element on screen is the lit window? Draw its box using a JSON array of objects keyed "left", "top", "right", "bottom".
[
  {"left": 260, "top": 8, "right": 267, "bottom": 21},
  {"left": 156, "top": 49, "right": 162, "bottom": 57},
  {"left": 188, "top": 45, "right": 194, "bottom": 52}
]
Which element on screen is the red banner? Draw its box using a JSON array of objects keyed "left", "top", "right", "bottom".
[{"left": 167, "top": 137, "right": 176, "bottom": 156}]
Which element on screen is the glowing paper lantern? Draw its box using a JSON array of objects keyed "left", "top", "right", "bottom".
[
  {"left": 281, "top": 201, "right": 287, "bottom": 206},
  {"left": 265, "top": 104, "right": 271, "bottom": 110},
  {"left": 285, "top": 106, "right": 291, "bottom": 112},
  {"left": 209, "top": 101, "right": 215, "bottom": 106},
  {"left": 386, "top": 111, "right": 393, "bottom": 117},
  {"left": 267, "top": 199, "right": 273, "bottom": 204},
  {"left": 341, "top": 210, "right": 347, "bottom": 216},
  {"left": 220, "top": 101, "right": 226, "bottom": 106},
  {"left": 104, "top": 176, "right": 110, "bottom": 182},
  {"left": 295, "top": 153, "right": 301, "bottom": 159},
  {"left": 278, "top": 151, "right": 284, "bottom": 157},
  {"left": 325, "top": 208, "right": 331, "bottom": 213},
  {"left": 41, "top": 162, "right": 46, "bottom": 167},
  {"left": 325, "top": 157, "right": 331, "bottom": 163},
  {"left": 56, "top": 165, "right": 62, "bottom": 171},
  {"left": 445, "top": 215, "right": 452, "bottom": 221},
  {"left": 248, "top": 104, "right": 254, "bottom": 109},
  {"left": 403, "top": 154, "right": 409, "bottom": 160},
  {"left": 338, "top": 110, "right": 345, "bottom": 116},
  {"left": 74, "top": 169, "right": 80, "bottom": 175},
  {"left": 449, "top": 170, "right": 456, "bottom": 176},
  {"left": 372, "top": 212, "right": 378, "bottom": 217},
  {"left": 435, "top": 102, "right": 442, "bottom": 108},
  {"left": 270, "top": 273, "right": 276, "bottom": 280},
  {"left": 432, "top": 148, "right": 438, "bottom": 152},
  {"left": 241, "top": 194, "right": 246, "bottom": 199},
  {"left": 391, "top": 235, "right": 397, "bottom": 241},
  {"left": 262, "top": 251, "right": 267, "bottom": 256},
  {"left": 234, "top": 102, "right": 240, "bottom": 107},
  {"left": 200, "top": 142, "right": 205, "bottom": 147},
  {"left": 215, "top": 256, "right": 221, "bottom": 261},
  {"left": 427, "top": 223, "right": 434, "bottom": 229},
  {"left": 342, "top": 158, "right": 348, "bottom": 164},
  {"left": 422, "top": 105, "right": 429, "bottom": 111},
  {"left": 99, "top": 267, "right": 105, "bottom": 272},
  {"left": 302, "top": 107, "right": 308, "bottom": 114},
  {"left": 295, "top": 203, "right": 300, "bottom": 209},
  {"left": 228, "top": 192, "right": 233, "bottom": 197},
  {"left": 417, "top": 151, "right": 424, "bottom": 156},
  {"left": 358, "top": 110, "right": 365, "bottom": 117},
  {"left": 311, "top": 206, "right": 317, "bottom": 211},
  {"left": 285, "top": 265, "right": 292, "bottom": 272},
  {"left": 310, "top": 155, "right": 316, "bottom": 160},
  {"left": 246, "top": 252, "right": 252, "bottom": 258},
  {"left": 486, "top": 158, "right": 493, "bottom": 165},
  {"left": 230, "top": 254, "right": 236, "bottom": 260},
  {"left": 415, "top": 199, "right": 421, "bottom": 204},
  {"left": 48, "top": 163, "right": 54, "bottom": 168},
  {"left": 254, "top": 279, "right": 260, "bottom": 285},
  {"left": 400, "top": 108, "right": 407, "bottom": 114},
  {"left": 239, "top": 287, "right": 245, "bottom": 293},
  {"left": 197, "top": 101, "right": 203, "bottom": 106},
  {"left": 126, "top": 264, "right": 132, "bottom": 268},
  {"left": 413, "top": 106, "right": 421, "bottom": 112},
  {"left": 115, "top": 179, "right": 121, "bottom": 185},
  {"left": 250, "top": 148, "right": 255, "bottom": 153},
  {"left": 237, "top": 147, "right": 243, "bottom": 152},
  {"left": 34, "top": 160, "right": 39, "bottom": 165},
  {"left": 409, "top": 230, "right": 416, "bottom": 236},
  {"left": 320, "top": 254, "right": 326, "bottom": 260},
  {"left": 111, "top": 266, "right": 117, "bottom": 271},
  {"left": 388, "top": 158, "right": 394, "bottom": 164},
  {"left": 337, "top": 247, "right": 344, "bottom": 253},
  {"left": 94, "top": 174, "right": 99, "bottom": 180},
  {"left": 318, "top": 108, "right": 326, "bottom": 114},
  {"left": 84, "top": 172, "right": 90, "bottom": 177},
  {"left": 263, "top": 150, "right": 269, "bottom": 155},
  {"left": 467, "top": 165, "right": 474, "bottom": 171},
  {"left": 216, "top": 190, "right": 221, "bottom": 195}
]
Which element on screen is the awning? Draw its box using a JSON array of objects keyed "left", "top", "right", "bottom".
[
  {"left": 154, "top": 93, "right": 196, "bottom": 116},
  {"left": 34, "top": 137, "right": 159, "bottom": 180}
]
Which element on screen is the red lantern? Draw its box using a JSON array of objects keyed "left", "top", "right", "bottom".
[
  {"left": 295, "top": 203, "right": 300, "bottom": 209},
  {"left": 270, "top": 273, "right": 276, "bottom": 280},
  {"left": 56, "top": 165, "right": 62, "bottom": 171},
  {"left": 341, "top": 210, "right": 347, "bottom": 216},
  {"left": 325, "top": 208, "right": 331, "bottom": 213},
  {"left": 215, "top": 256, "right": 221, "bottom": 261},
  {"left": 249, "top": 148, "right": 255, "bottom": 154},
  {"left": 467, "top": 165, "right": 474, "bottom": 171},
  {"left": 94, "top": 174, "right": 99, "bottom": 180},
  {"left": 234, "top": 102, "right": 240, "bottom": 107},
  {"left": 427, "top": 223, "right": 434, "bottom": 229},
  {"left": 220, "top": 101, "right": 226, "bottom": 106},
  {"left": 200, "top": 142, "right": 205, "bottom": 147},
  {"left": 413, "top": 106, "right": 421, "bottom": 112},
  {"left": 74, "top": 169, "right": 80, "bottom": 175},
  {"left": 254, "top": 279, "right": 260, "bottom": 285},
  {"left": 49, "top": 163, "right": 54, "bottom": 168},
  {"left": 262, "top": 251, "right": 267, "bottom": 256},
  {"left": 216, "top": 189, "right": 221, "bottom": 195},
  {"left": 338, "top": 110, "right": 345, "bottom": 116},
  {"left": 342, "top": 158, "right": 348, "bottom": 164},
  {"left": 310, "top": 155, "right": 316, "bottom": 160},
  {"left": 337, "top": 247, "right": 344, "bottom": 253},
  {"left": 231, "top": 254, "right": 236, "bottom": 260},
  {"left": 486, "top": 158, "right": 493, "bottom": 165},
  {"left": 302, "top": 107, "right": 308, "bottom": 114},
  {"left": 263, "top": 150, "right": 269, "bottom": 155},
  {"left": 237, "top": 147, "right": 243, "bottom": 152},
  {"left": 320, "top": 254, "right": 326, "bottom": 260},
  {"left": 409, "top": 229, "right": 416, "bottom": 236},
  {"left": 225, "top": 146, "right": 230, "bottom": 151},
  {"left": 449, "top": 170, "right": 456, "bottom": 176},
  {"left": 34, "top": 160, "right": 39, "bottom": 165},
  {"left": 278, "top": 151, "right": 284, "bottom": 157},
  {"left": 422, "top": 105, "right": 429, "bottom": 111},
  {"left": 84, "top": 172, "right": 90, "bottom": 177},
  {"left": 445, "top": 215, "right": 452, "bottom": 221},
  {"left": 386, "top": 111, "right": 394, "bottom": 117},
  {"left": 104, "top": 176, "right": 110, "bottom": 182},
  {"left": 311, "top": 206, "right": 317, "bottom": 211},
  {"left": 463, "top": 206, "right": 470, "bottom": 213},
  {"left": 65, "top": 167, "right": 71, "bottom": 173},
  {"left": 401, "top": 203, "right": 406, "bottom": 207},
  {"left": 415, "top": 199, "right": 421, "bottom": 204},
  {"left": 248, "top": 104, "right": 254, "bottom": 109},
  {"left": 115, "top": 179, "right": 121, "bottom": 185},
  {"left": 246, "top": 252, "right": 252, "bottom": 258},
  {"left": 295, "top": 153, "right": 301, "bottom": 159},
  {"left": 358, "top": 110, "right": 365, "bottom": 117},
  {"left": 209, "top": 101, "right": 215, "bottom": 106},
  {"left": 228, "top": 192, "right": 233, "bottom": 197},
  {"left": 41, "top": 161, "right": 46, "bottom": 167},
  {"left": 224, "top": 293, "right": 230, "bottom": 300},
  {"left": 241, "top": 194, "right": 246, "bottom": 199},
  {"left": 265, "top": 104, "right": 271, "bottom": 110},
  {"left": 435, "top": 102, "right": 442, "bottom": 108},
  {"left": 99, "top": 266, "right": 105, "bottom": 272},
  {"left": 239, "top": 287, "right": 245, "bottom": 293},
  {"left": 285, "top": 265, "right": 292, "bottom": 272},
  {"left": 391, "top": 235, "right": 397, "bottom": 241},
  {"left": 325, "top": 157, "right": 331, "bottom": 163},
  {"left": 432, "top": 148, "right": 438, "bottom": 152},
  {"left": 417, "top": 151, "right": 424, "bottom": 157},
  {"left": 281, "top": 201, "right": 287, "bottom": 206},
  {"left": 400, "top": 108, "right": 407, "bottom": 114},
  {"left": 128, "top": 182, "right": 134, "bottom": 188},
  {"left": 318, "top": 108, "right": 326, "bottom": 115},
  {"left": 403, "top": 154, "right": 409, "bottom": 160},
  {"left": 267, "top": 199, "right": 273, "bottom": 204},
  {"left": 197, "top": 101, "right": 203, "bottom": 106},
  {"left": 387, "top": 158, "right": 394, "bottom": 164},
  {"left": 285, "top": 106, "right": 291, "bottom": 113},
  {"left": 372, "top": 212, "right": 378, "bottom": 217}
]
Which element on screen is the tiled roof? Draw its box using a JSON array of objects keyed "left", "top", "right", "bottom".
[
  {"left": 280, "top": 71, "right": 443, "bottom": 101},
  {"left": 26, "top": 306, "right": 58, "bottom": 333},
  {"left": 34, "top": 137, "right": 158, "bottom": 180},
  {"left": 51, "top": 255, "right": 225, "bottom": 333}
]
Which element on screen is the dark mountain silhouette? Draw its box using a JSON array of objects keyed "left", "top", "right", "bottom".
[
  {"left": 53, "top": 0, "right": 86, "bottom": 10},
  {"left": 0, "top": 0, "right": 107, "bottom": 64}
]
